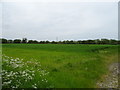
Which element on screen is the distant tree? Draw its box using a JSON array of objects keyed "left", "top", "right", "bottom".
[
  {"left": 58, "top": 41, "right": 62, "bottom": 44},
  {"left": 39, "top": 41, "right": 46, "bottom": 44},
  {"left": 28, "top": 40, "right": 34, "bottom": 43},
  {"left": 39, "top": 41, "right": 42, "bottom": 44},
  {"left": 1, "top": 38, "right": 8, "bottom": 43},
  {"left": 51, "top": 41, "right": 57, "bottom": 44},
  {"left": 101, "top": 39, "right": 110, "bottom": 44},
  {"left": 62, "top": 41, "right": 66, "bottom": 44},
  {"left": 75, "top": 41, "right": 79, "bottom": 44},
  {"left": 13, "top": 39, "right": 21, "bottom": 43},
  {"left": 33, "top": 40, "right": 38, "bottom": 44},
  {"left": 94, "top": 39, "right": 101, "bottom": 44},
  {"left": 1, "top": 38, "right": 119, "bottom": 45},
  {"left": 22, "top": 38, "right": 27, "bottom": 43},
  {"left": 45, "top": 41, "right": 49, "bottom": 44},
  {"left": 86, "top": 40, "right": 95, "bottom": 44},
  {"left": 69, "top": 40, "right": 74, "bottom": 44},
  {"left": 118, "top": 40, "right": 120, "bottom": 44},
  {"left": 109, "top": 39, "right": 117, "bottom": 45},
  {"left": 65, "top": 40, "right": 70, "bottom": 44},
  {"left": 28, "top": 40, "right": 38, "bottom": 44},
  {"left": 81, "top": 40, "right": 87, "bottom": 44},
  {"left": 77, "top": 40, "right": 82, "bottom": 44},
  {"left": 0, "top": 39, "right": 1, "bottom": 43},
  {"left": 8, "top": 40, "right": 13, "bottom": 43}
]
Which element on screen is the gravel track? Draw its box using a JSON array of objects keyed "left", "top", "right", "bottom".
[{"left": 97, "top": 63, "right": 120, "bottom": 88}]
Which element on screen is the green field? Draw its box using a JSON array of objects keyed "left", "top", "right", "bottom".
[{"left": 2, "top": 44, "right": 119, "bottom": 88}]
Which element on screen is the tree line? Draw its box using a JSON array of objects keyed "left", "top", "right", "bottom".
[{"left": 0, "top": 38, "right": 120, "bottom": 45}]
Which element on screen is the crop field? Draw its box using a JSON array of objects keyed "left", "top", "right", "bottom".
[{"left": 1, "top": 44, "right": 119, "bottom": 88}]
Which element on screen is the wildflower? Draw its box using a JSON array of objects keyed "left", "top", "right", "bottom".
[{"left": 2, "top": 54, "right": 51, "bottom": 88}]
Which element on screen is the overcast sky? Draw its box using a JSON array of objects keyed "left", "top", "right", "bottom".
[{"left": 1, "top": 2, "right": 118, "bottom": 41}]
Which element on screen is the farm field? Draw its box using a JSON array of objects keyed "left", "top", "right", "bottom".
[{"left": 1, "top": 44, "right": 119, "bottom": 88}]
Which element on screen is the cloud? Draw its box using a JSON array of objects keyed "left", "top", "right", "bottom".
[
  {"left": 1, "top": 0, "right": 119, "bottom": 3},
  {"left": 2, "top": 2, "right": 118, "bottom": 40}
]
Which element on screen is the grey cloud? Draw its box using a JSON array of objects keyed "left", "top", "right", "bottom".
[{"left": 2, "top": 2, "right": 118, "bottom": 41}]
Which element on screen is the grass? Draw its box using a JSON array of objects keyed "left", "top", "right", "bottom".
[{"left": 2, "top": 44, "right": 119, "bottom": 88}]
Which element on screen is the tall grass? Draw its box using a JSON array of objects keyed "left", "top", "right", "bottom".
[{"left": 2, "top": 44, "right": 118, "bottom": 88}]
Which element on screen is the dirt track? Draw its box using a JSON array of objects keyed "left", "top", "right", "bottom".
[{"left": 97, "top": 63, "right": 119, "bottom": 88}]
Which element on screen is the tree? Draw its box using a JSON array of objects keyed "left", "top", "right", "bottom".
[
  {"left": 94, "top": 39, "right": 101, "bottom": 44},
  {"left": 8, "top": 40, "right": 13, "bottom": 43},
  {"left": 1, "top": 38, "right": 8, "bottom": 43},
  {"left": 45, "top": 41, "right": 50, "bottom": 44},
  {"left": 70, "top": 40, "right": 74, "bottom": 44},
  {"left": 101, "top": 39, "right": 110, "bottom": 44},
  {"left": 22, "top": 38, "right": 27, "bottom": 43},
  {"left": 86, "top": 40, "right": 95, "bottom": 44},
  {"left": 118, "top": 40, "right": 120, "bottom": 44},
  {"left": 51, "top": 41, "right": 57, "bottom": 44},
  {"left": 39, "top": 41, "right": 46, "bottom": 44},
  {"left": 13, "top": 39, "right": 21, "bottom": 43},
  {"left": 28, "top": 40, "right": 34, "bottom": 43},
  {"left": 58, "top": 41, "right": 62, "bottom": 44},
  {"left": 81, "top": 40, "right": 87, "bottom": 44},
  {"left": 0, "top": 39, "right": 1, "bottom": 43},
  {"left": 109, "top": 39, "right": 117, "bottom": 45},
  {"left": 62, "top": 41, "right": 66, "bottom": 44},
  {"left": 77, "top": 40, "right": 82, "bottom": 44},
  {"left": 28, "top": 40, "right": 38, "bottom": 44},
  {"left": 33, "top": 40, "right": 38, "bottom": 44}
]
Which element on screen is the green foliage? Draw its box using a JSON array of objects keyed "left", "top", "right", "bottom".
[
  {"left": 13, "top": 39, "right": 21, "bottom": 43},
  {"left": 1, "top": 38, "right": 8, "bottom": 43},
  {"left": 0, "top": 38, "right": 119, "bottom": 44},
  {"left": 22, "top": 38, "right": 27, "bottom": 43},
  {"left": 2, "top": 44, "right": 118, "bottom": 88}
]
